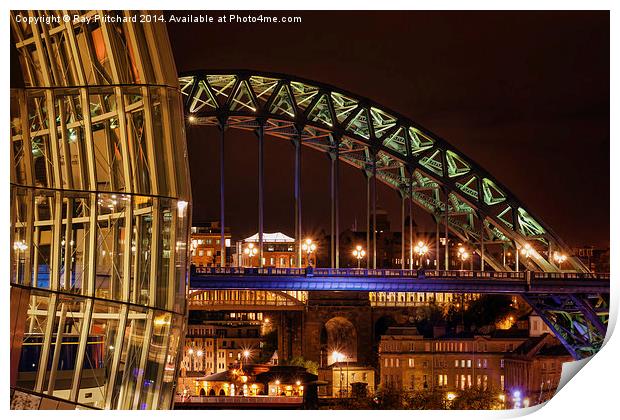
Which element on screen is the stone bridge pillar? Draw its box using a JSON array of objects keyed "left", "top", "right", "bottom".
[{"left": 303, "top": 291, "right": 373, "bottom": 366}]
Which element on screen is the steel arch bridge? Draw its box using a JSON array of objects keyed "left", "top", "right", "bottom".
[
  {"left": 179, "top": 70, "right": 608, "bottom": 360},
  {"left": 180, "top": 70, "right": 585, "bottom": 273}
]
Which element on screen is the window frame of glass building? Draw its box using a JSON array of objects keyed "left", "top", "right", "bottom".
[{"left": 9, "top": 10, "right": 192, "bottom": 410}]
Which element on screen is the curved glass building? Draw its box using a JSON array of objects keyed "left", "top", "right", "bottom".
[{"left": 10, "top": 11, "right": 191, "bottom": 409}]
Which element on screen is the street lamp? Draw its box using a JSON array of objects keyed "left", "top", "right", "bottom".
[
  {"left": 332, "top": 351, "right": 346, "bottom": 397},
  {"left": 301, "top": 238, "right": 317, "bottom": 267},
  {"left": 457, "top": 246, "right": 470, "bottom": 270},
  {"left": 414, "top": 241, "right": 429, "bottom": 268},
  {"left": 352, "top": 245, "right": 366, "bottom": 268},
  {"left": 243, "top": 349, "right": 252, "bottom": 365},
  {"left": 553, "top": 252, "right": 567, "bottom": 270},
  {"left": 243, "top": 243, "right": 258, "bottom": 267}
]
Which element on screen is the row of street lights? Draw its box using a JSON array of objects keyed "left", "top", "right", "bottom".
[{"left": 242, "top": 238, "right": 569, "bottom": 271}]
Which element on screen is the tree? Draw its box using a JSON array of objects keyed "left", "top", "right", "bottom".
[
  {"left": 463, "top": 295, "right": 514, "bottom": 330},
  {"left": 370, "top": 385, "right": 407, "bottom": 409},
  {"left": 284, "top": 355, "right": 319, "bottom": 375},
  {"left": 407, "top": 389, "right": 448, "bottom": 410},
  {"left": 450, "top": 387, "right": 501, "bottom": 410}
]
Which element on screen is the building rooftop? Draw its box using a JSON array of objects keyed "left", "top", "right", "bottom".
[
  {"left": 244, "top": 232, "right": 295, "bottom": 243},
  {"left": 510, "top": 333, "right": 571, "bottom": 358}
]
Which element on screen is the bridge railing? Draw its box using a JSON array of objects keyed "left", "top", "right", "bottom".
[{"left": 191, "top": 266, "right": 608, "bottom": 281}]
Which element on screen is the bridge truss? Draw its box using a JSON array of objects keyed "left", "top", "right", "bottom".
[
  {"left": 180, "top": 70, "right": 608, "bottom": 359},
  {"left": 180, "top": 70, "right": 586, "bottom": 274}
]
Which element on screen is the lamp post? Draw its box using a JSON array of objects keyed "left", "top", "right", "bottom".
[
  {"left": 457, "top": 246, "right": 470, "bottom": 271},
  {"left": 414, "top": 241, "right": 429, "bottom": 268},
  {"left": 553, "top": 252, "right": 567, "bottom": 270},
  {"left": 243, "top": 243, "right": 258, "bottom": 267},
  {"left": 352, "top": 245, "right": 366, "bottom": 268},
  {"left": 332, "top": 351, "right": 346, "bottom": 397},
  {"left": 301, "top": 238, "right": 317, "bottom": 268}
]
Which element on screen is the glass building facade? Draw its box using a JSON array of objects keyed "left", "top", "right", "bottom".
[{"left": 9, "top": 11, "right": 191, "bottom": 409}]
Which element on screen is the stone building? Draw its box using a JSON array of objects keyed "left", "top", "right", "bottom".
[
  {"left": 190, "top": 222, "right": 231, "bottom": 267},
  {"left": 503, "top": 333, "right": 572, "bottom": 406},
  {"left": 180, "top": 317, "right": 265, "bottom": 377},
  {"left": 378, "top": 326, "right": 529, "bottom": 393}
]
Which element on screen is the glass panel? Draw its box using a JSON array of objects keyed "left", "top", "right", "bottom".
[
  {"left": 138, "top": 311, "right": 171, "bottom": 409},
  {"left": 157, "top": 314, "right": 184, "bottom": 409},
  {"left": 156, "top": 199, "right": 173, "bottom": 310},
  {"left": 132, "top": 196, "right": 153, "bottom": 306},
  {"left": 32, "top": 190, "right": 57, "bottom": 290},
  {"left": 15, "top": 290, "right": 53, "bottom": 391},
  {"left": 12, "top": 187, "right": 32, "bottom": 286},
  {"left": 112, "top": 307, "right": 148, "bottom": 409},
  {"left": 124, "top": 91, "right": 151, "bottom": 195},
  {"left": 174, "top": 198, "right": 189, "bottom": 314},
  {"left": 76, "top": 300, "right": 121, "bottom": 408},
  {"left": 149, "top": 88, "right": 170, "bottom": 196},
  {"left": 44, "top": 294, "right": 90, "bottom": 400},
  {"left": 95, "top": 192, "right": 130, "bottom": 301}
]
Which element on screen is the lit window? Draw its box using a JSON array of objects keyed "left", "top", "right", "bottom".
[{"left": 409, "top": 358, "right": 414, "bottom": 368}]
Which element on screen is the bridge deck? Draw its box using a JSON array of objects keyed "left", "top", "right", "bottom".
[{"left": 190, "top": 268, "right": 609, "bottom": 294}]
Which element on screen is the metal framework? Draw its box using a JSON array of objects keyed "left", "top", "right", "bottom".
[
  {"left": 180, "top": 70, "right": 587, "bottom": 274},
  {"left": 180, "top": 70, "right": 608, "bottom": 360},
  {"left": 10, "top": 11, "right": 191, "bottom": 409}
]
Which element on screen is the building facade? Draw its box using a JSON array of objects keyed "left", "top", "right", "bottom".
[
  {"left": 378, "top": 327, "right": 528, "bottom": 394},
  {"left": 503, "top": 334, "right": 572, "bottom": 406},
  {"left": 318, "top": 363, "right": 376, "bottom": 397},
  {"left": 10, "top": 11, "right": 191, "bottom": 409},
  {"left": 190, "top": 223, "right": 231, "bottom": 267},
  {"left": 238, "top": 232, "right": 308, "bottom": 267},
  {"left": 180, "top": 319, "right": 264, "bottom": 378}
]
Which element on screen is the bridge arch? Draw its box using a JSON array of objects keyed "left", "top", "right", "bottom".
[
  {"left": 321, "top": 316, "right": 358, "bottom": 365},
  {"left": 180, "top": 70, "right": 587, "bottom": 273}
]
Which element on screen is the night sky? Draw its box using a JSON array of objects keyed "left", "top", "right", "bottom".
[{"left": 167, "top": 11, "right": 609, "bottom": 248}]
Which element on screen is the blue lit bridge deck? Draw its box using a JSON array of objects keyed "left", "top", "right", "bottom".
[{"left": 190, "top": 267, "right": 609, "bottom": 295}]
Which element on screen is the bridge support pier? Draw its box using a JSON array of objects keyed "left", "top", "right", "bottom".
[
  {"left": 443, "top": 187, "right": 449, "bottom": 270},
  {"left": 408, "top": 179, "right": 414, "bottom": 270},
  {"left": 401, "top": 192, "right": 405, "bottom": 270},
  {"left": 277, "top": 311, "right": 303, "bottom": 361},
  {"left": 365, "top": 173, "right": 371, "bottom": 269},
  {"left": 219, "top": 120, "right": 226, "bottom": 268},
  {"left": 330, "top": 139, "right": 340, "bottom": 269},
  {"left": 257, "top": 122, "right": 265, "bottom": 267},
  {"left": 294, "top": 129, "right": 303, "bottom": 268},
  {"left": 303, "top": 292, "right": 373, "bottom": 366}
]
